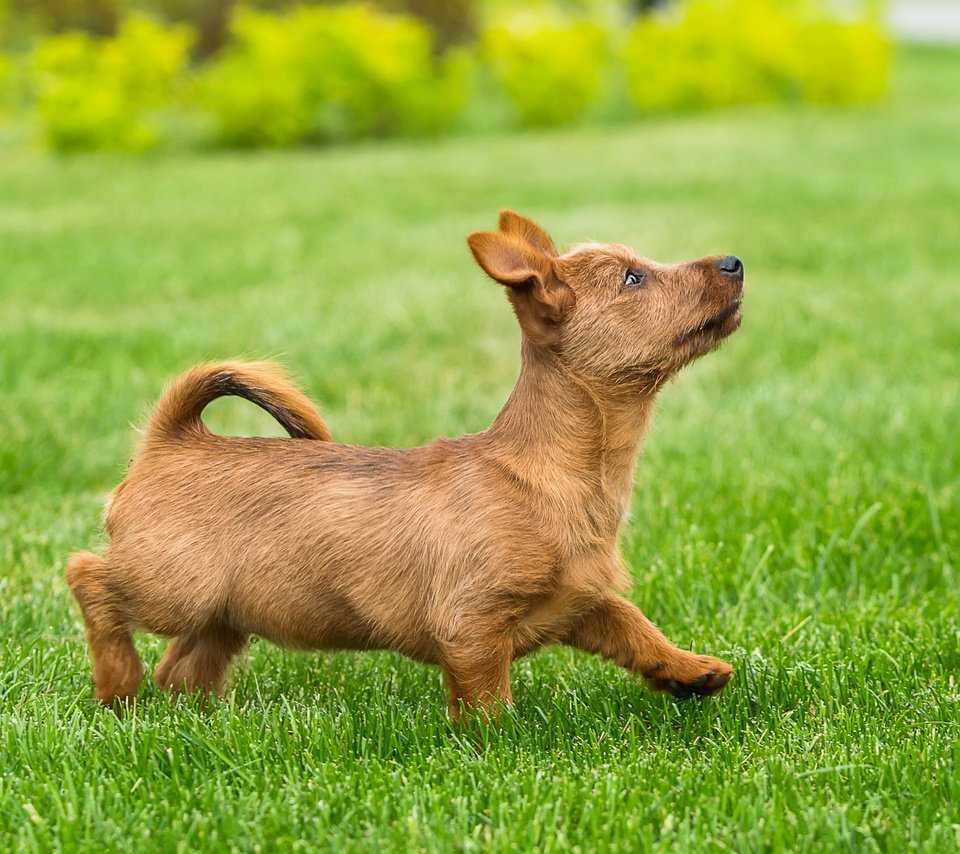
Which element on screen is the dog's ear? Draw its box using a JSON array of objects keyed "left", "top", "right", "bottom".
[
  {"left": 498, "top": 209, "right": 558, "bottom": 257},
  {"left": 467, "top": 230, "right": 575, "bottom": 349}
]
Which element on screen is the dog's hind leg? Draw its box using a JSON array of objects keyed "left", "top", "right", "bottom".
[
  {"left": 153, "top": 625, "right": 248, "bottom": 697},
  {"left": 66, "top": 551, "right": 144, "bottom": 705},
  {"left": 563, "top": 593, "right": 732, "bottom": 698}
]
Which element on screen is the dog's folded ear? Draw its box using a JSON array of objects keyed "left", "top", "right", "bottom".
[
  {"left": 467, "top": 230, "right": 575, "bottom": 349},
  {"left": 498, "top": 210, "right": 558, "bottom": 257}
]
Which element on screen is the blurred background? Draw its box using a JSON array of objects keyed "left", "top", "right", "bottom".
[{"left": 0, "top": 0, "right": 903, "bottom": 152}]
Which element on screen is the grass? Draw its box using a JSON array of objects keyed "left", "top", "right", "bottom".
[{"left": 2, "top": 45, "right": 959, "bottom": 851}]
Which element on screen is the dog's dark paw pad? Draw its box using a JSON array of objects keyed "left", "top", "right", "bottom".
[
  {"left": 710, "top": 671, "right": 732, "bottom": 691},
  {"left": 691, "top": 673, "right": 711, "bottom": 689},
  {"left": 689, "top": 669, "right": 732, "bottom": 697},
  {"left": 647, "top": 664, "right": 733, "bottom": 699}
]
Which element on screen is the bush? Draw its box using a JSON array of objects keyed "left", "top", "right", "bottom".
[
  {"left": 31, "top": 14, "right": 192, "bottom": 152},
  {"left": 481, "top": 11, "right": 608, "bottom": 128},
  {"left": 199, "top": 4, "right": 470, "bottom": 147},
  {"left": 11, "top": 0, "right": 891, "bottom": 153},
  {"left": 0, "top": 54, "right": 10, "bottom": 118},
  {"left": 624, "top": 0, "right": 888, "bottom": 112}
]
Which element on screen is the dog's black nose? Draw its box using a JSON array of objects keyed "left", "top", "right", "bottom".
[{"left": 718, "top": 255, "right": 743, "bottom": 277}]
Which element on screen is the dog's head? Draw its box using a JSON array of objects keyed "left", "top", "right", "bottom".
[{"left": 468, "top": 210, "right": 743, "bottom": 388}]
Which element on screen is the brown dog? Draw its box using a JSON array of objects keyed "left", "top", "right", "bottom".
[{"left": 67, "top": 210, "right": 743, "bottom": 718}]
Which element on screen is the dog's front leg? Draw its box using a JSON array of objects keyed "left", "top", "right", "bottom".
[
  {"left": 436, "top": 619, "right": 514, "bottom": 722},
  {"left": 563, "top": 593, "right": 732, "bottom": 698}
]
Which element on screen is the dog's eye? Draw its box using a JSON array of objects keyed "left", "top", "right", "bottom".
[{"left": 623, "top": 269, "right": 645, "bottom": 288}]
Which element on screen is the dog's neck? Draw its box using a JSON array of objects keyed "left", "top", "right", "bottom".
[{"left": 485, "top": 339, "right": 657, "bottom": 543}]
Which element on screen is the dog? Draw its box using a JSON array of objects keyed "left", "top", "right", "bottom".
[{"left": 67, "top": 210, "right": 743, "bottom": 718}]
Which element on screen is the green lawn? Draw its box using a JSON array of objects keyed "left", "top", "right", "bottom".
[{"left": 2, "top": 46, "right": 959, "bottom": 851}]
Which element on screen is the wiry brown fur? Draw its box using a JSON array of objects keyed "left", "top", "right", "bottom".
[{"left": 67, "top": 211, "right": 744, "bottom": 718}]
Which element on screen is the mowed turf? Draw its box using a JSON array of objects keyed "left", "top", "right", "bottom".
[{"left": 1, "top": 46, "right": 958, "bottom": 852}]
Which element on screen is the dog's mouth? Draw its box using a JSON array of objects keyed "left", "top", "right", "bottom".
[{"left": 674, "top": 298, "right": 742, "bottom": 348}]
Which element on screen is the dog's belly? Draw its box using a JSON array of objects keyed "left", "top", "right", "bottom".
[
  {"left": 226, "top": 568, "right": 440, "bottom": 663},
  {"left": 229, "top": 588, "right": 380, "bottom": 652}
]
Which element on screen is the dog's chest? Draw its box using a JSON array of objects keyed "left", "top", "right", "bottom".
[{"left": 520, "top": 549, "right": 625, "bottom": 642}]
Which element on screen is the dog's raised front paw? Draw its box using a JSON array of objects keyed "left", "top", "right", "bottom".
[{"left": 645, "top": 654, "right": 733, "bottom": 699}]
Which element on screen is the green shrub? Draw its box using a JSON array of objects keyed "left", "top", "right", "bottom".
[
  {"left": 624, "top": 0, "right": 888, "bottom": 112},
  {"left": 31, "top": 14, "right": 192, "bottom": 152},
  {"left": 481, "top": 10, "right": 608, "bottom": 128},
  {"left": 14, "top": 0, "right": 892, "bottom": 154},
  {"left": 199, "top": 4, "right": 470, "bottom": 147},
  {"left": 0, "top": 54, "right": 10, "bottom": 118}
]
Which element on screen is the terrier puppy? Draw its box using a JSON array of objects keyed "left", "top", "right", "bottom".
[{"left": 67, "top": 210, "right": 743, "bottom": 718}]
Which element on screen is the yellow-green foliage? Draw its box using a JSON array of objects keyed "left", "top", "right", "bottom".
[
  {"left": 13, "top": 0, "right": 891, "bottom": 153},
  {"left": 199, "top": 4, "right": 470, "bottom": 147},
  {"left": 0, "top": 54, "right": 10, "bottom": 121},
  {"left": 32, "top": 14, "right": 192, "bottom": 152},
  {"left": 482, "top": 11, "right": 608, "bottom": 128},
  {"left": 624, "top": 0, "right": 888, "bottom": 112}
]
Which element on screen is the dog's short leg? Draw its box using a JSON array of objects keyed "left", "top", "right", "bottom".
[
  {"left": 153, "top": 625, "right": 248, "bottom": 697},
  {"left": 66, "top": 551, "right": 144, "bottom": 706},
  {"left": 438, "top": 633, "right": 513, "bottom": 722},
  {"left": 563, "top": 593, "right": 732, "bottom": 698}
]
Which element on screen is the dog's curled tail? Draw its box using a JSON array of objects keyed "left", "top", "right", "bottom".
[{"left": 144, "top": 361, "right": 332, "bottom": 445}]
